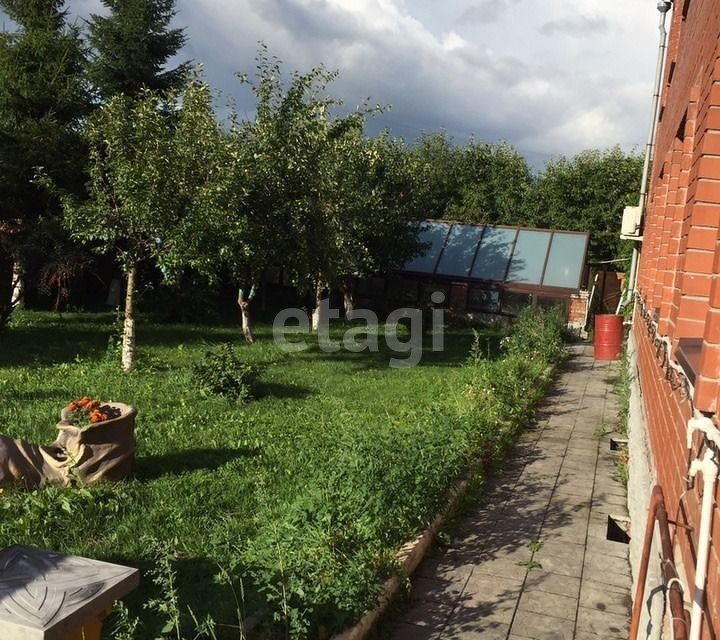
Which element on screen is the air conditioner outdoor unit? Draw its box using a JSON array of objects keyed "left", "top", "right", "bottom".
[{"left": 620, "top": 205, "right": 643, "bottom": 240}]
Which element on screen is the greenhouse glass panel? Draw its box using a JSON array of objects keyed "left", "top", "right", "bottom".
[
  {"left": 506, "top": 230, "right": 551, "bottom": 284},
  {"left": 435, "top": 224, "right": 484, "bottom": 277},
  {"left": 541, "top": 233, "right": 587, "bottom": 288},
  {"left": 470, "top": 227, "right": 517, "bottom": 281},
  {"left": 402, "top": 222, "right": 451, "bottom": 273}
]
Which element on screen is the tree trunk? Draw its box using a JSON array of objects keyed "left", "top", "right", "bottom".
[
  {"left": 237, "top": 286, "right": 255, "bottom": 344},
  {"left": 121, "top": 264, "right": 138, "bottom": 372},
  {"left": 0, "top": 253, "right": 14, "bottom": 330},
  {"left": 341, "top": 278, "right": 356, "bottom": 316},
  {"left": 11, "top": 263, "right": 22, "bottom": 309},
  {"left": 311, "top": 280, "right": 326, "bottom": 332},
  {"left": 240, "top": 301, "right": 254, "bottom": 343}
]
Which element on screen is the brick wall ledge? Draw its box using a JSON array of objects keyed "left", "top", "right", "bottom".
[{"left": 636, "top": 295, "right": 696, "bottom": 409}]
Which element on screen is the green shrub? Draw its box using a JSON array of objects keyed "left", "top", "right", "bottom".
[
  {"left": 464, "top": 304, "right": 564, "bottom": 465},
  {"left": 191, "top": 343, "right": 263, "bottom": 401},
  {"left": 502, "top": 305, "right": 566, "bottom": 364},
  {"left": 469, "top": 357, "right": 544, "bottom": 421}
]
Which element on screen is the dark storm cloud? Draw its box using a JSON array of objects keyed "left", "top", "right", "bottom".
[
  {"left": 1, "top": 0, "right": 658, "bottom": 167},
  {"left": 248, "top": 0, "right": 360, "bottom": 44}
]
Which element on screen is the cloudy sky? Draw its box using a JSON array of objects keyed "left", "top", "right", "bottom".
[{"left": 4, "top": 0, "right": 665, "bottom": 168}]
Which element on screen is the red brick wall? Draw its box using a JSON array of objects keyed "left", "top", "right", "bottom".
[
  {"left": 634, "top": 1, "right": 720, "bottom": 637},
  {"left": 567, "top": 292, "right": 588, "bottom": 326},
  {"left": 639, "top": 0, "right": 720, "bottom": 411},
  {"left": 634, "top": 308, "right": 719, "bottom": 640}
]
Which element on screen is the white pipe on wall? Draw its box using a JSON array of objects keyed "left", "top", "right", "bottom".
[
  {"left": 688, "top": 414, "right": 720, "bottom": 450},
  {"left": 687, "top": 449, "right": 719, "bottom": 640},
  {"left": 686, "top": 414, "right": 720, "bottom": 640},
  {"left": 619, "top": 2, "right": 672, "bottom": 313}
]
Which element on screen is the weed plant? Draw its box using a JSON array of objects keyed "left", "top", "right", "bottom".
[
  {"left": 613, "top": 346, "right": 632, "bottom": 486},
  {"left": 614, "top": 348, "right": 631, "bottom": 437},
  {"left": 192, "top": 343, "right": 264, "bottom": 402},
  {"left": 463, "top": 307, "right": 565, "bottom": 464}
]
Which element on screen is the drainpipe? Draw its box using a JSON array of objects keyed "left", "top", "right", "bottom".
[
  {"left": 628, "top": 485, "right": 688, "bottom": 640},
  {"left": 686, "top": 414, "right": 720, "bottom": 640},
  {"left": 583, "top": 272, "right": 599, "bottom": 332},
  {"left": 619, "top": 1, "right": 672, "bottom": 313}
]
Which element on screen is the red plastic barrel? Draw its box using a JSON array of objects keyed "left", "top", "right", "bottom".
[{"left": 594, "top": 314, "right": 624, "bottom": 360}]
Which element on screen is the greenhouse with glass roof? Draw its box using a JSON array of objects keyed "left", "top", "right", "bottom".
[{"left": 357, "top": 220, "right": 590, "bottom": 318}]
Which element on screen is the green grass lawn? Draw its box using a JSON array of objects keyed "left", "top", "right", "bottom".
[{"left": 1, "top": 311, "right": 517, "bottom": 638}]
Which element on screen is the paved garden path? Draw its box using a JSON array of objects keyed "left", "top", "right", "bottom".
[{"left": 388, "top": 344, "right": 632, "bottom": 640}]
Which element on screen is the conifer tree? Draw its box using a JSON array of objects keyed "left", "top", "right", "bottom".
[
  {"left": 0, "top": 0, "right": 88, "bottom": 328},
  {"left": 87, "top": 0, "right": 190, "bottom": 100}
]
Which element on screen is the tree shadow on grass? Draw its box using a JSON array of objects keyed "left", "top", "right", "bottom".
[
  {"left": 134, "top": 447, "right": 260, "bottom": 481},
  {"left": 253, "top": 381, "right": 313, "bottom": 401},
  {"left": 0, "top": 324, "right": 110, "bottom": 368},
  {"left": 106, "top": 555, "right": 264, "bottom": 640},
  {"left": 0, "top": 313, "right": 246, "bottom": 369},
  {"left": 2, "top": 388, "right": 73, "bottom": 403},
  {"left": 287, "top": 328, "right": 487, "bottom": 372},
  {"left": 137, "top": 323, "right": 242, "bottom": 349}
]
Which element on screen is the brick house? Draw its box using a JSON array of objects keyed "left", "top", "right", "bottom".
[{"left": 629, "top": 1, "right": 720, "bottom": 638}]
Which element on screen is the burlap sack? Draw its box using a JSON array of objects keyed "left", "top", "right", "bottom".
[
  {"left": 0, "top": 403, "right": 136, "bottom": 488},
  {"left": 0, "top": 436, "right": 50, "bottom": 487}
]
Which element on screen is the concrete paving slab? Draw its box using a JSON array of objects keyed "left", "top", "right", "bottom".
[
  {"left": 580, "top": 564, "right": 632, "bottom": 590},
  {"left": 546, "top": 517, "right": 591, "bottom": 541},
  {"left": 532, "top": 539, "right": 585, "bottom": 561},
  {"left": 543, "top": 503, "right": 590, "bottom": 523},
  {"left": 523, "top": 571, "right": 582, "bottom": 599},
  {"left": 504, "top": 498, "right": 554, "bottom": 516},
  {"left": 441, "top": 617, "right": 511, "bottom": 640},
  {"left": 531, "top": 552, "right": 584, "bottom": 578},
  {"left": 586, "top": 521, "right": 610, "bottom": 541},
  {"left": 575, "top": 606, "right": 630, "bottom": 637},
  {"left": 517, "top": 589, "right": 578, "bottom": 620},
  {"left": 582, "top": 555, "right": 631, "bottom": 579},
  {"left": 510, "top": 609, "right": 576, "bottom": 639},
  {"left": 559, "top": 463, "right": 594, "bottom": 476},
  {"left": 574, "top": 632, "right": 626, "bottom": 640},
  {"left": 563, "top": 443, "right": 598, "bottom": 456},
  {"left": 578, "top": 582, "right": 632, "bottom": 617},
  {"left": 411, "top": 576, "right": 465, "bottom": 604},
  {"left": 392, "top": 622, "right": 439, "bottom": 639},
  {"left": 471, "top": 553, "right": 535, "bottom": 581},
  {"left": 601, "top": 488, "right": 629, "bottom": 510},
  {"left": 556, "top": 471, "right": 597, "bottom": 486},
  {"left": 521, "top": 461, "right": 564, "bottom": 476},
  {"left": 546, "top": 415, "right": 580, "bottom": 428},
  {"left": 398, "top": 599, "right": 454, "bottom": 629},
  {"left": 584, "top": 537, "right": 630, "bottom": 561},
  {"left": 416, "top": 552, "right": 475, "bottom": 585},
  {"left": 457, "top": 574, "right": 524, "bottom": 624},
  {"left": 551, "top": 486, "right": 595, "bottom": 501},
  {"left": 515, "top": 443, "right": 543, "bottom": 458},
  {"left": 484, "top": 517, "right": 545, "bottom": 540}
]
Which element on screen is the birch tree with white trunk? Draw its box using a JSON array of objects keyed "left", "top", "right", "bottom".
[{"left": 62, "top": 82, "right": 234, "bottom": 370}]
